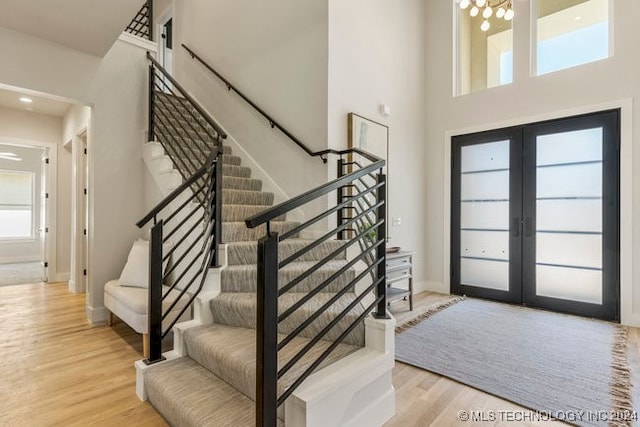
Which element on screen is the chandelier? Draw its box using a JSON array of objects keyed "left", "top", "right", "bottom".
[{"left": 459, "top": 0, "right": 514, "bottom": 32}]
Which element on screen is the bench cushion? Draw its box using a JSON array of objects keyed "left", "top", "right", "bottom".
[{"left": 104, "top": 280, "right": 191, "bottom": 334}]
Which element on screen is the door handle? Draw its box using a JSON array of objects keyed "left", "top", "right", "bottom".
[
  {"left": 512, "top": 217, "right": 521, "bottom": 237},
  {"left": 525, "top": 217, "right": 534, "bottom": 237}
]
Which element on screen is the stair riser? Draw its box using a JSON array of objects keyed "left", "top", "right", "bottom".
[
  {"left": 222, "top": 190, "right": 274, "bottom": 206},
  {"left": 222, "top": 165, "right": 251, "bottom": 178},
  {"left": 227, "top": 241, "right": 346, "bottom": 266},
  {"left": 222, "top": 176, "right": 262, "bottom": 192},
  {"left": 221, "top": 267, "right": 355, "bottom": 293},
  {"left": 222, "top": 206, "right": 285, "bottom": 222},
  {"left": 210, "top": 295, "right": 365, "bottom": 346},
  {"left": 222, "top": 222, "right": 299, "bottom": 243}
]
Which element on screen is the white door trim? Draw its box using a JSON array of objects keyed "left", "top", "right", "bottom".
[{"left": 0, "top": 137, "right": 58, "bottom": 282}]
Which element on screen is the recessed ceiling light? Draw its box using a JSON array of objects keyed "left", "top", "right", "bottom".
[{"left": 19, "top": 97, "right": 33, "bottom": 104}]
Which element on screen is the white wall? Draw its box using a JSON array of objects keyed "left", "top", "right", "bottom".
[
  {"left": 424, "top": 0, "right": 640, "bottom": 324},
  {"left": 327, "top": 0, "right": 428, "bottom": 290},
  {"left": 173, "top": 0, "right": 328, "bottom": 204},
  {"left": 0, "top": 30, "right": 149, "bottom": 323},
  {"left": 0, "top": 143, "right": 43, "bottom": 263},
  {"left": 0, "top": 108, "right": 70, "bottom": 280}
]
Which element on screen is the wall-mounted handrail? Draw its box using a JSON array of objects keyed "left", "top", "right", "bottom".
[{"left": 182, "top": 44, "right": 333, "bottom": 163}]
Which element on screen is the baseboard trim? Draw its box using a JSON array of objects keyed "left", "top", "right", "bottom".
[
  {"left": 54, "top": 272, "right": 70, "bottom": 283},
  {"left": 86, "top": 305, "right": 108, "bottom": 326},
  {"left": 415, "top": 280, "right": 449, "bottom": 295}
]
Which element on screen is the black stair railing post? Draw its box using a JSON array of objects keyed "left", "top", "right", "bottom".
[
  {"left": 256, "top": 230, "right": 279, "bottom": 427},
  {"left": 148, "top": 64, "right": 155, "bottom": 142},
  {"left": 146, "top": 220, "right": 165, "bottom": 363},
  {"left": 374, "top": 173, "right": 389, "bottom": 319},
  {"left": 147, "top": 0, "right": 154, "bottom": 41},
  {"left": 211, "top": 147, "right": 223, "bottom": 268},
  {"left": 337, "top": 158, "right": 345, "bottom": 240}
]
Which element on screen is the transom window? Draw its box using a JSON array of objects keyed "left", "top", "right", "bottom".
[{"left": 455, "top": 0, "right": 611, "bottom": 96}]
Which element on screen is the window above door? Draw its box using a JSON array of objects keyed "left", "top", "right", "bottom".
[{"left": 454, "top": 0, "right": 612, "bottom": 96}]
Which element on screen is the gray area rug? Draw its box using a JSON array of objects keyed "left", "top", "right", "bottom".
[
  {"left": 395, "top": 299, "right": 632, "bottom": 427},
  {"left": 0, "top": 262, "right": 42, "bottom": 286}
]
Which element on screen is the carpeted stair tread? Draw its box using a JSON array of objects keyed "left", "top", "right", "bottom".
[
  {"left": 222, "top": 204, "right": 285, "bottom": 222},
  {"left": 222, "top": 189, "right": 274, "bottom": 206},
  {"left": 226, "top": 239, "right": 347, "bottom": 266},
  {"left": 222, "top": 176, "right": 262, "bottom": 191},
  {"left": 210, "top": 292, "right": 365, "bottom": 346},
  {"left": 221, "top": 260, "right": 355, "bottom": 293},
  {"left": 184, "top": 324, "right": 360, "bottom": 404},
  {"left": 222, "top": 221, "right": 300, "bottom": 243},
  {"left": 144, "top": 357, "right": 258, "bottom": 427}
]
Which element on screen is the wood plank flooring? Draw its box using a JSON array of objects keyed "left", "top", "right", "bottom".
[
  {"left": 0, "top": 282, "right": 167, "bottom": 426},
  {"left": 0, "top": 283, "right": 636, "bottom": 426}
]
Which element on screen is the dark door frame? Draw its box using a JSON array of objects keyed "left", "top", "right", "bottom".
[{"left": 450, "top": 109, "right": 620, "bottom": 321}]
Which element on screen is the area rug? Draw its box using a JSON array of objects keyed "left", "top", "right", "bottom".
[
  {"left": 0, "top": 262, "right": 42, "bottom": 286},
  {"left": 395, "top": 298, "right": 632, "bottom": 427}
]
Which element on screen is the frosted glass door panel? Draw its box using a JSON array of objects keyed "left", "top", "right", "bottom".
[
  {"left": 537, "top": 199, "right": 602, "bottom": 232},
  {"left": 461, "top": 201, "right": 509, "bottom": 230},
  {"left": 537, "top": 233, "right": 602, "bottom": 269},
  {"left": 461, "top": 230, "right": 509, "bottom": 260},
  {"left": 537, "top": 163, "right": 602, "bottom": 199},
  {"left": 459, "top": 140, "right": 510, "bottom": 291},
  {"left": 461, "top": 171, "right": 509, "bottom": 200},
  {"left": 537, "top": 128, "right": 602, "bottom": 165},
  {"left": 537, "top": 265, "right": 602, "bottom": 305},
  {"left": 535, "top": 129, "right": 603, "bottom": 305},
  {"left": 461, "top": 258, "right": 509, "bottom": 291},
  {"left": 461, "top": 140, "right": 510, "bottom": 172}
]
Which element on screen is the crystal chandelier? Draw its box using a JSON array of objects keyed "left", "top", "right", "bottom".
[{"left": 459, "top": 0, "right": 514, "bottom": 32}]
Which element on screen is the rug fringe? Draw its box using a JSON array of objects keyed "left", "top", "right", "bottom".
[
  {"left": 395, "top": 296, "right": 466, "bottom": 334},
  {"left": 609, "top": 325, "right": 633, "bottom": 427}
]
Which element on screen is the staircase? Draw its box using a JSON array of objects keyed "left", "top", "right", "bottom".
[
  {"left": 143, "top": 133, "right": 366, "bottom": 425},
  {"left": 135, "top": 51, "right": 395, "bottom": 427}
]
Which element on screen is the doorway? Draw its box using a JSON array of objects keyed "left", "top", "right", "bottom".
[{"left": 451, "top": 110, "right": 620, "bottom": 321}]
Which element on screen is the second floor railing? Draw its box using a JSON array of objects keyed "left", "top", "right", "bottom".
[{"left": 124, "top": 0, "right": 153, "bottom": 41}]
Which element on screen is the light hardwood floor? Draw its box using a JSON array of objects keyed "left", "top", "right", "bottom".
[{"left": 1, "top": 283, "right": 636, "bottom": 426}]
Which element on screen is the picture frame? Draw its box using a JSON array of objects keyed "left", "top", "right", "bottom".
[
  {"left": 347, "top": 112, "right": 389, "bottom": 174},
  {"left": 347, "top": 112, "right": 390, "bottom": 241}
]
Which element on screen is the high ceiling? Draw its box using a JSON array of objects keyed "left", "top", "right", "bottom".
[
  {"left": 0, "top": 87, "right": 72, "bottom": 117},
  {"left": 0, "top": 0, "right": 146, "bottom": 56}
]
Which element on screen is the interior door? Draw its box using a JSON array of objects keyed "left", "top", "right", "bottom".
[
  {"left": 39, "top": 149, "right": 49, "bottom": 282},
  {"left": 451, "top": 110, "right": 620, "bottom": 321},
  {"left": 451, "top": 128, "right": 522, "bottom": 303}
]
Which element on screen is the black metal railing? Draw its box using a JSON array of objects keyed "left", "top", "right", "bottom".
[
  {"left": 125, "top": 0, "right": 153, "bottom": 41},
  {"left": 183, "top": 44, "right": 335, "bottom": 163},
  {"left": 246, "top": 149, "right": 387, "bottom": 427},
  {"left": 138, "top": 53, "right": 226, "bottom": 364}
]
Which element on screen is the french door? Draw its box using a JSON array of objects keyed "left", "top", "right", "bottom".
[{"left": 451, "top": 110, "right": 619, "bottom": 321}]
